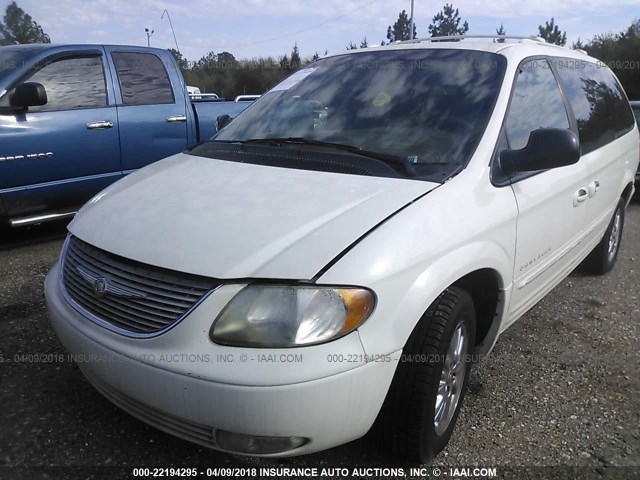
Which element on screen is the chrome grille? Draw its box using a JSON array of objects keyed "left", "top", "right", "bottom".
[{"left": 62, "top": 236, "right": 216, "bottom": 335}]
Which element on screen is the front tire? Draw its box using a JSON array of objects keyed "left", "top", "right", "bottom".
[
  {"left": 375, "top": 287, "right": 476, "bottom": 463},
  {"left": 584, "top": 198, "right": 625, "bottom": 275}
]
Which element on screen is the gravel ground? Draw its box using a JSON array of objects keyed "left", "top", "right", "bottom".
[{"left": 0, "top": 198, "right": 638, "bottom": 479}]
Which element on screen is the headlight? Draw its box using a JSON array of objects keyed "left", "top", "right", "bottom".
[{"left": 210, "top": 285, "right": 375, "bottom": 347}]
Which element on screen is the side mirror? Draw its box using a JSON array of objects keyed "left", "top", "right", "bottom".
[
  {"left": 215, "top": 114, "right": 232, "bottom": 132},
  {"left": 9, "top": 82, "right": 48, "bottom": 109},
  {"left": 499, "top": 128, "right": 580, "bottom": 173}
]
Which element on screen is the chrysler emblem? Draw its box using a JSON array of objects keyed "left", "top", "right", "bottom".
[
  {"left": 93, "top": 278, "right": 108, "bottom": 296},
  {"left": 75, "top": 266, "right": 145, "bottom": 299}
]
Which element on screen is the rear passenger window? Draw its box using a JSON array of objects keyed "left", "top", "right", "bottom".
[
  {"left": 112, "top": 52, "right": 174, "bottom": 106},
  {"left": 554, "top": 59, "right": 635, "bottom": 154},
  {"left": 505, "top": 60, "right": 570, "bottom": 150}
]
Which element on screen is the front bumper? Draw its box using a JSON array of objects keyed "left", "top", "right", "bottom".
[{"left": 45, "top": 262, "right": 399, "bottom": 456}]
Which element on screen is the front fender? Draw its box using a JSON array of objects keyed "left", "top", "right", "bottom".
[
  {"left": 350, "top": 241, "right": 513, "bottom": 357},
  {"left": 317, "top": 173, "right": 518, "bottom": 357}
]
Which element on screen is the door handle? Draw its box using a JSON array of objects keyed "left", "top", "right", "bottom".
[
  {"left": 86, "top": 121, "right": 113, "bottom": 130},
  {"left": 166, "top": 115, "right": 187, "bottom": 123},
  {"left": 573, "top": 187, "right": 589, "bottom": 207},
  {"left": 588, "top": 180, "right": 600, "bottom": 198}
]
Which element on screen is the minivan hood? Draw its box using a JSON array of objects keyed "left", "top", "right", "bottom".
[{"left": 69, "top": 153, "right": 438, "bottom": 279}]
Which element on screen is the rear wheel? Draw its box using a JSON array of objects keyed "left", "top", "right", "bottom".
[
  {"left": 375, "top": 287, "right": 476, "bottom": 463},
  {"left": 584, "top": 198, "right": 625, "bottom": 275}
]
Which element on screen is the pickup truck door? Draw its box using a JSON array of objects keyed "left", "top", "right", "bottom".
[
  {"left": 502, "top": 58, "right": 590, "bottom": 323},
  {"left": 106, "top": 48, "right": 189, "bottom": 172},
  {"left": 0, "top": 49, "right": 121, "bottom": 221}
]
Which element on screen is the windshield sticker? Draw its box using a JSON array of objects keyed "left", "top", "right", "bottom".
[{"left": 271, "top": 68, "right": 317, "bottom": 92}]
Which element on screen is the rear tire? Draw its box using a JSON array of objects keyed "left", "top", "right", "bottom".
[
  {"left": 584, "top": 198, "right": 625, "bottom": 275},
  {"left": 374, "top": 287, "right": 476, "bottom": 463}
]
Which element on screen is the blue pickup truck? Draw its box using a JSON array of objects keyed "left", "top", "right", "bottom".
[{"left": 0, "top": 44, "right": 251, "bottom": 227}]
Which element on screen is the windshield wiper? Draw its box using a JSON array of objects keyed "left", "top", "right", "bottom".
[{"left": 219, "top": 137, "right": 417, "bottom": 177}]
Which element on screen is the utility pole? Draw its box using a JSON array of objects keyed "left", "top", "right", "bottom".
[
  {"left": 161, "top": 10, "right": 180, "bottom": 53},
  {"left": 145, "top": 27, "right": 154, "bottom": 47},
  {"left": 408, "top": 0, "right": 415, "bottom": 40}
]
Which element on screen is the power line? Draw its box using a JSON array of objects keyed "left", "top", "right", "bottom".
[{"left": 208, "top": 0, "right": 383, "bottom": 50}]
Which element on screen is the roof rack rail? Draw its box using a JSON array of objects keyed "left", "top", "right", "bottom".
[{"left": 397, "top": 35, "right": 547, "bottom": 44}]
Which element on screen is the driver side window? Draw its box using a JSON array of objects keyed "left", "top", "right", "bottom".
[
  {"left": 19, "top": 56, "right": 107, "bottom": 112},
  {"left": 505, "top": 59, "right": 570, "bottom": 150}
]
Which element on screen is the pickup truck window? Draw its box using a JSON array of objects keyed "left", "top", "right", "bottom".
[
  {"left": 27, "top": 56, "right": 106, "bottom": 112},
  {"left": 209, "top": 49, "right": 506, "bottom": 181},
  {"left": 112, "top": 52, "right": 175, "bottom": 106},
  {"left": 0, "top": 46, "right": 42, "bottom": 81},
  {"left": 505, "top": 59, "right": 570, "bottom": 150},
  {"left": 554, "top": 59, "right": 635, "bottom": 154},
  {"left": 0, "top": 56, "right": 107, "bottom": 112}
]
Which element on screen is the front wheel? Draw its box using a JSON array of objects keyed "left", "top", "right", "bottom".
[
  {"left": 583, "top": 198, "right": 625, "bottom": 275},
  {"left": 374, "top": 287, "right": 476, "bottom": 463}
]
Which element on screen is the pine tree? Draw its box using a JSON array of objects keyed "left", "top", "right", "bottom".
[
  {"left": 495, "top": 23, "right": 506, "bottom": 43},
  {"left": 290, "top": 43, "right": 301, "bottom": 70},
  {"left": 386, "top": 10, "right": 417, "bottom": 43},
  {"left": 280, "top": 54, "right": 289, "bottom": 70},
  {"left": 428, "top": 3, "right": 469, "bottom": 38},
  {"left": 571, "top": 38, "right": 585, "bottom": 50},
  {"left": 538, "top": 17, "right": 567, "bottom": 46}
]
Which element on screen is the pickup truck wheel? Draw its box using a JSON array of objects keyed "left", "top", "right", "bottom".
[
  {"left": 374, "top": 287, "right": 476, "bottom": 463},
  {"left": 584, "top": 198, "right": 625, "bottom": 275}
]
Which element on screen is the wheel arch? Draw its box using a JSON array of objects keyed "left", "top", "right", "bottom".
[
  {"left": 622, "top": 181, "right": 635, "bottom": 207},
  {"left": 450, "top": 268, "right": 505, "bottom": 357},
  {"left": 353, "top": 241, "right": 513, "bottom": 359}
]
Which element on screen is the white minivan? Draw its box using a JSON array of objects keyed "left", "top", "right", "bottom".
[{"left": 45, "top": 36, "right": 638, "bottom": 462}]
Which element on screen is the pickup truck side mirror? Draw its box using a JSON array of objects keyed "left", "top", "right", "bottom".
[
  {"left": 9, "top": 82, "right": 48, "bottom": 109},
  {"left": 499, "top": 128, "right": 580, "bottom": 173},
  {"left": 216, "top": 114, "right": 232, "bottom": 132}
]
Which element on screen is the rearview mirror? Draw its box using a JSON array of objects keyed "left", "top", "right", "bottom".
[
  {"left": 215, "top": 114, "right": 232, "bottom": 132},
  {"left": 499, "top": 128, "right": 580, "bottom": 173},
  {"left": 9, "top": 82, "right": 48, "bottom": 109}
]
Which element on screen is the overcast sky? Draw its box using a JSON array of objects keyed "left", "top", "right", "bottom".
[{"left": 3, "top": 0, "right": 639, "bottom": 61}]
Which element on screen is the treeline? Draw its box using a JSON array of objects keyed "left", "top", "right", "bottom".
[
  {"left": 168, "top": 6, "right": 639, "bottom": 101},
  {"left": 169, "top": 45, "right": 317, "bottom": 99},
  {"left": 577, "top": 20, "right": 640, "bottom": 99}
]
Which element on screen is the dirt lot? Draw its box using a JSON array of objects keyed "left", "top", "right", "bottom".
[{"left": 0, "top": 199, "right": 638, "bottom": 479}]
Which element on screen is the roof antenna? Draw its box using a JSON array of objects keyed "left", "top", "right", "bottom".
[{"left": 161, "top": 9, "right": 180, "bottom": 54}]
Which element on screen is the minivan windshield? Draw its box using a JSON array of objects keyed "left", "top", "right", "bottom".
[{"left": 198, "top": 49, "right": 506, "bottom": 181}]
